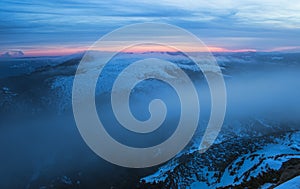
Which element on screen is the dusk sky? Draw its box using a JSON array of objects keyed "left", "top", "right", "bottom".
[{"left": 1, "top": 0, "right": 300, "bottom": 56}]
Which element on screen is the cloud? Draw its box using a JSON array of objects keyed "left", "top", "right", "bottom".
[
  {"left": 0, "top": 0, "right": 299, "bottom": 54},
  {"left": 157, "top": 0, "right": 300, "bottom": 28}
]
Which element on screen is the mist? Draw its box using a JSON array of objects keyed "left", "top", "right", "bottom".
[{"left": 0, "top": 57, "right": 299, "bottom": 188}]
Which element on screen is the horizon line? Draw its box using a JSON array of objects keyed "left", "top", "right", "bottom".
[{"left": 1, "top": 46, "right": 300, "bottom": 58}]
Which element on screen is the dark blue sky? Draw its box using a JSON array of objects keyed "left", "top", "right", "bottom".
[{"left": 1, "top": 0, "right": 300, "bottom": 55}]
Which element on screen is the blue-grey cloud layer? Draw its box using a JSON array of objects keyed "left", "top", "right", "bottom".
[{"left": 1, "top": 0, "right": 300, "bottom": 52}]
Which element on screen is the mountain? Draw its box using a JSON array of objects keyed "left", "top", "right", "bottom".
[
  {"left": 0, "top": 50, "right": 24, "bottom": 58},
  {"left": 0, "top": 51, "right": 299, "bottom": 188},
  {"left": 139, "top": 129, "right": 300, "bottom": 188}
]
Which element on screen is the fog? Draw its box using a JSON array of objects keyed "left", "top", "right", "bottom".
[
  {"left": 0, "top": 61, "right": 299, "bottom": 188},
  {"left": 226, "top": 68, "right": 300, "bottom": 121}
]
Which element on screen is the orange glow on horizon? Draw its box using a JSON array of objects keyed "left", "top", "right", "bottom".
[
  {"left": 10, "top": 45, "right": 263, "bottom": 57},
  {"left": 207, "top": 47, "right": 257, "bottom": 53},
  {"left": 23, "top": 46, "right": 88, "bottom": 57}
]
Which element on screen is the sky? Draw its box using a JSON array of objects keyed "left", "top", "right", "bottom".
[{"left": 1, "top": 0, "right": 300, "bottom": 56}]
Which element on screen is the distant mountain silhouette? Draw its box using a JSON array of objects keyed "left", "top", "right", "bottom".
[{"left": 0, "top": 50, "right": 24, "bottom": 58}]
